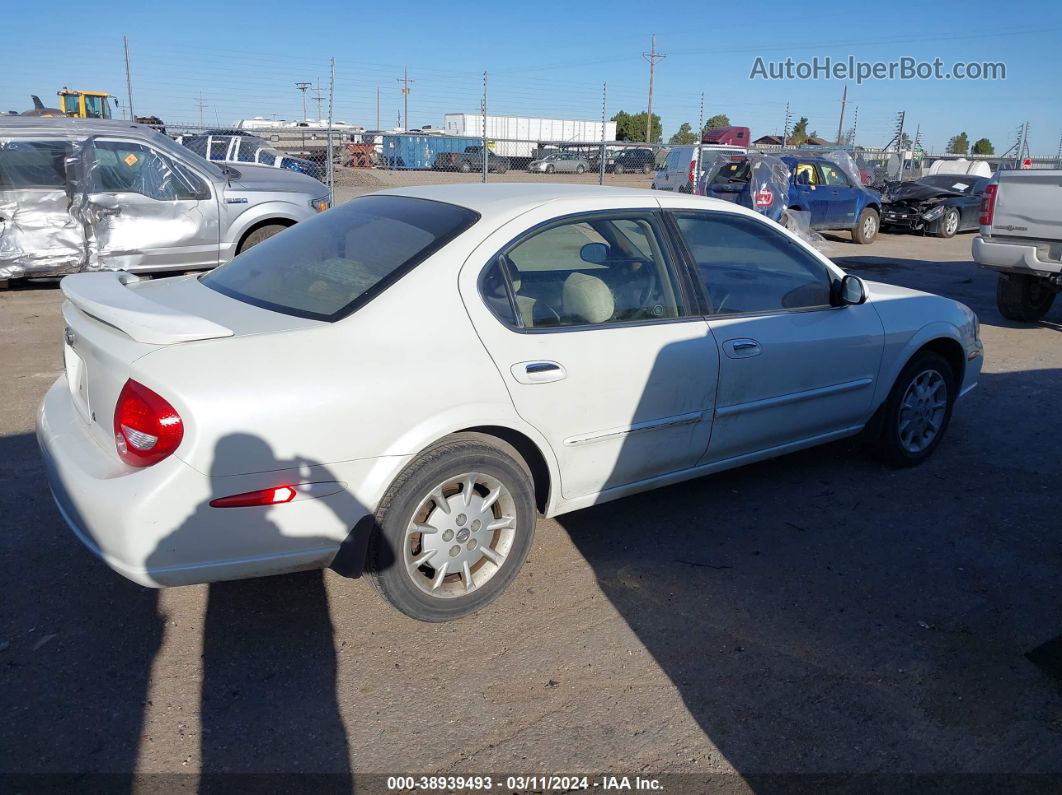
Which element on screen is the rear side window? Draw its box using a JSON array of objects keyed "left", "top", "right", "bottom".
[
  {"left": 0, "top": 141, "right": 69, "bottom": 188},
  {"left": 203, "top": 195, "right": 479, "bottom": 321}
]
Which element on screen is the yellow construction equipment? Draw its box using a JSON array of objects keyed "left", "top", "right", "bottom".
[{"left": 56, "top": 89, "right": 116, "bottom": 119}]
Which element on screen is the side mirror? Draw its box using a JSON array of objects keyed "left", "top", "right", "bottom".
[
  {"left": 838, "top": 274, "right": 867, "bottom": 305},
  {"left": 580, "top": 242, "right": 608, "bottom": 264}
]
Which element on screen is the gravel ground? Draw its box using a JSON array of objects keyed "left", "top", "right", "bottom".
[{"left": 1, "top": 213, "right": 1060, "bottom": 790}]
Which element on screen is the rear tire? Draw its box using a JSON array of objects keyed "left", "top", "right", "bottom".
[
  {"left": 545, "top": 164, "right": 554, "bottom": 174},
  {"left": 367, "top": 434, "right": 537, "bottom": 622},
  {"left": 576, "top": 165, "right": 585, "bottom": 174},
  {"left": 852, "top": 207, "right": 879, "bottom": 244},
  {"left": 459, "top": 161, "right": 472, "bottom": 173},
  {"left": 614, "top": 164, "right": 625, "bottom": 175},
  {"left": 237, "top": 223, "right": 287, "bottom": 254},
  {"left": 996, "top": 273, "right": 1056, "bottom": 322},
  {"left": 936, "top": 207, "right": 960, "bottom": 238},
  {"left": 871, "top": 351, "right": 956, "bottom": 467}
]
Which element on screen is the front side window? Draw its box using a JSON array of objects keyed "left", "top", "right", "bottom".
[
  {"left": 89, "top": 141, "right": 203, "bottom": 201},
  {"left": 673, "top": 212, "right": 833, "bottom": 314},
  {"left": 0, "top": 140, "right": 69, "bottom": 188},
  {"left": 483, "top": 213, "right": 686, "bottom": 329},
  {"left": 819, "top": 163, "right": 850, "bottom": 186},
  {"left": 203, "top": 195, "right": 479, "bottom": 321}
]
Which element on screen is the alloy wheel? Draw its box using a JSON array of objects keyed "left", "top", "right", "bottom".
[{"left": 898, "top": 370, "right": 948, "bottom": 453}]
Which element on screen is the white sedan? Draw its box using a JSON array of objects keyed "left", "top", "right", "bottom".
[{"left": 38, "top": 184, "right": 983, "bottom": 622}]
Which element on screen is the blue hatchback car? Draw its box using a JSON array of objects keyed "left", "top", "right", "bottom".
[{"left": 703, "top": 155, "right": 882, "bottom": 244}]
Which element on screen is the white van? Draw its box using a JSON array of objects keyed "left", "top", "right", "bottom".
[{"left": 652, "top": 144, "right": 746, "bottom": 192}]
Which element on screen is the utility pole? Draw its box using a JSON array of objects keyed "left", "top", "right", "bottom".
[
  {"left": 847, "top": 106, "right": 859, "bottom": 146},
  {"left": 397, "top": 67, "right": 414, "bottom": 131},
  {"left": 783, "top": 102, "right": 792, "bottom": 144},
  {"left": 481, "top": 71, "right": 488, "bottom": 183},
  {"left": 295, "top": 82, "right": 311, "bottom": 122},
  {"left": 642, "top": 34, "right": 665, "bottom": 144},
  {"left": 698, "top": 92, "right": 704, "bottom": 138},
  {"left": 835, "top": 85, "right": 847, "bottom": 145},
  {"left": 195, "top": 93, "right": 206, "bottom": 128},
  {"left": 313, "top": 78, "right": 326, "bottom": 122},
  {"left": 913, "top": 124, "right": 922, "bottom": 152},
  {"left": 123, "top": 36, "right": 135, "bottom": 121}
]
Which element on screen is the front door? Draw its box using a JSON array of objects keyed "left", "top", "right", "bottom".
[
  {"left": 790, "top": 161, "right": 827, "bottom": 228},
  {"left": 83, "top": 138, "right": 220, "bottom": 272},
  {"left": 669, "top": 209, "right": 884, "bottom": 463},
  {"left": 461, "top": 201, "right": 719, "bottom": 500},
  {"left": 818, "top": 161, "right": 858, "bottom": 228}
]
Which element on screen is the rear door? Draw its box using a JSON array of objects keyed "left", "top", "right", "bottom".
[
  {"left": 83, "top": 138, "right": 220, "bottom": 272},
  {"left": 461, "top": 199, "right": 719, "bottom": 500}
]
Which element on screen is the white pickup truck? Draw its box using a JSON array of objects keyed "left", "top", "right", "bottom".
[{"left": 972, "top": 169, "right": 1062, "bottom": 321}]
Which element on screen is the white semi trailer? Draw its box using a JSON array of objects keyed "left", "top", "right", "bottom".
[{"left": 443, "top": 114, "right": 618, "bottom": 166}]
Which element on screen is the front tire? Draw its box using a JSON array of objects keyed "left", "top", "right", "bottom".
[
  {"left": 575, "top": 164, "right": 585, "bottom": 174},
  {"left": 872, "top": 351, "right": 956, "bottom": 467},
  {"left": 852, "top": 207, "right": 879, "bottom": 244},
  {"left": 996, "top": 273, "right": 1056, "bottom": 322},
  {"left": 545, "top": 164, "right": 554, "bottom": 174},
  {"left": 367, "top": 434, "right": 537, "bottom": 622},
  {"left": 613, "top": 164, "right": 625, "bottom": 174}
]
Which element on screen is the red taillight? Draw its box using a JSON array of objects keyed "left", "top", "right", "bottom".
[
  {"left": 113, "top": 379, "right": 183, "bottom": 467},
  {"left": 210, "top": 486, "right": 297, "bottom": 508},
  {"left": 688, "top": 159, "right": 697, "bottom": 187},
  {"left": 979, "top": 183, "right": 998, "bottom": 226}
]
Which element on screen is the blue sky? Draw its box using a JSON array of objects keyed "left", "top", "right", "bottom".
[{"left": 4, "top": 0, "right": 1061, "bottom": 154}]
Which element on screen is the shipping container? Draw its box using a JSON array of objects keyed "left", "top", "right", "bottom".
[
  {"left": 381, "top": 134, "right": 482, "bottom": 170},
  {"left": 443, "top": 114, "right": 618, "bottom": 165}
]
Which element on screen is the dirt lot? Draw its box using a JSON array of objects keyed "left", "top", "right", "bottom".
[{"left": 1, "top": 207, "right": 1061, "bottom": 790}]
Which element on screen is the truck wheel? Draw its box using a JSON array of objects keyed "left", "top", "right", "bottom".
[
  {"left": 366, "top": 433, "right": 537, "bottom": 622},
  {"left": 852, "top": 208, "right": 879, "bottom": 244},
  {"left": 641, "top": 163, "right": 651, "bottom": 174},
  {"left": 996, "top": 273, "right": 1056, "bottom": 322},
  {"left": 237, "top": 223, "right": 288, "bottom": 254},
  {"left": 613, "top": 164, "right": 625, "bottom": 175},
  {"left": 576, "top": 165, "right": 585, "bottom": 174},
  {"left": 936, "top": 208, "right": 960, "bottom": 239},
  {"left": 497, "top": 163, "right": 509, "bottom": 174},
  {"left": 871, "top": 350, "right": 956, "bottom": 467},
  {"left": 459, "top": 161, "right": 472, "bottom": 173}
]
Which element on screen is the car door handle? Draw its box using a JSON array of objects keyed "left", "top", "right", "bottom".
[
  {"left": 722, "top": 338, "right": 762, "bottom": 359},
  {"left": 511, "top": 360, "right": 566, "bottom": 384}
]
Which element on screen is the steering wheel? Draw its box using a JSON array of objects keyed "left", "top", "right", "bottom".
[{"left": 609, "top": 258, "right": 658, "bottom": 319}]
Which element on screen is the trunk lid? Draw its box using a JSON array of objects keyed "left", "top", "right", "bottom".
[{"left": 59, "top": 271, "right": 321, "bottom": 456}]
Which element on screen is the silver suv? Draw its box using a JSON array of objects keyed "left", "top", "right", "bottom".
[{"left": 0, "top": 117, "right": 329, "bottom": 285}]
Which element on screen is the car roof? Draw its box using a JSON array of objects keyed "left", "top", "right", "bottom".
[
  {"left": 0, "top": 116, "right": 156, "bottom": 138},
  {"left": 374, "top": 182, "right": 748, "bottom": 222}
]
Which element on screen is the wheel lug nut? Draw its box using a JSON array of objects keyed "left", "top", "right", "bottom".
[
  {"left": 468, "top": 539, "right": 478, "bottom": 551},
  {"left": 456, "top": 513, "right": 467, "bottom": 526},
  {"left": 471, "top": 519, "right": 481, "bottom": 532},
  {"left": 442, "top": 529, "right": 454, "bottom": 542},
  {"left": 449, "top": 545, "right": 461, "bottom": 557}
]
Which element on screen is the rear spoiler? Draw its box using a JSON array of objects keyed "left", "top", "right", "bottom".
[{"left": 61, "top": 272, "right": 234, "bottom": 345}]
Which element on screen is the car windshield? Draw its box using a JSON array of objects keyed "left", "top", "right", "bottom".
[
  {"left": 202, "top": 195, "right": 479, "bottom": 321},
  {"left": 920, "top": 175, "right": 976, "bottom": 192}
]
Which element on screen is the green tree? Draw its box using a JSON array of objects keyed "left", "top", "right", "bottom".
[
  {"left": 788, "top": 116, "right": 810, "bottom": 146},
  {"left": 669, "top": 122, "right": 699, "bottom": 145},
  {"left": 972, "top": 137, "right": 994, "bottom": 155},
  {"left": 947, "top": 132, "right": 970, "bottom": 155},
  {"left": 702, "top": 114, "right": 730, "bottom": 134},
  {"left": 612, "top": 110, "right": 663, "bottom": 143},
  {"left": 899, "top": 132, "right": 913, "bottom": 149}
]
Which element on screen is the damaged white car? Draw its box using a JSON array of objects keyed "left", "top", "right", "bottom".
[{"left": 0, "top": 117, "right": 329, "bottom": 286}]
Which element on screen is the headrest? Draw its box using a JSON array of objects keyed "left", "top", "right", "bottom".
[{"left": 563, "top": 272, "right": 614, "bottom": 325}]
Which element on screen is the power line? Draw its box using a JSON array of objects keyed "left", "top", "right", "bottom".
[{"left": 397, "top": 66, "right": 415, "bottom": 130}]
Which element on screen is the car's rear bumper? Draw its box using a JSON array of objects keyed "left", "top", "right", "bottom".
[
  {"left": 37, "top": 376, "right": 372, "bottom": 587},
  {"left": 973, "top": 235, "right": 1062, "bottom": 276}
]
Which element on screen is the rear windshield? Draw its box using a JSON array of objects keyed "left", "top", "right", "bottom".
[
  {"left": 202, "top": 195, "right": 479, "bottom": 321},
  {"left": 710, "top": 160, "right": 751, "bottom": 185}
]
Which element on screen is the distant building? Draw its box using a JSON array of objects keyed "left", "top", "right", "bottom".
[{"left": 753, "top": 135, "right": 785, "bottom": 146}]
